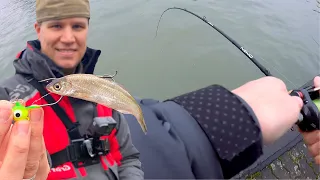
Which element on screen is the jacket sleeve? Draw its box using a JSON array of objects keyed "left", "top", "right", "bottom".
[
  {"left": 113, "top": 111, "right": 144, "bottom": 180},
  {"left": 0, "top": 87, "right": 11, "bottom": 101},
  {"left": 166, "top": 84, "right": 264, "bottom": 179}
]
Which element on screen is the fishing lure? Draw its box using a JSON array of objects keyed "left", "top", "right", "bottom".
[
  {"left": 12, "top": 101, "right": 41, "bottom": 122},
  {"left": 313, "top": 99, "right": 320, "bottom": 111}
]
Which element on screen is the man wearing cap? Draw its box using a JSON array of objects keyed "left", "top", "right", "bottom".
[{"left": 0, "top": 0, "right": 144, "bottom": 179}]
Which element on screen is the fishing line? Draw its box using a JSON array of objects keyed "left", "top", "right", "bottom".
[
  {"left": 311, "top": 36, "right": 320, "bottom": 47},
  {"left": 154, "top": 7, "right": 273, "bottom": 77},
  {"left": 31, "top": 92, "right": 64, "bottom": 107},
  {"left": 258, "top": 56, "right": 298, "bottom": 88}
]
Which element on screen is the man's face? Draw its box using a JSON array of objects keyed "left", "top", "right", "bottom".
[{"left": 35, "top": 18, "right": 89, "bottom": 70}]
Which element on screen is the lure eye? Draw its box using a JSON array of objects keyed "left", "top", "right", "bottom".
[
  {"left": 53, "top": 83, "right": 62, "bottom": 91},
  {"left": 13, "top": 110, "right": 22, "bottom": 119}
]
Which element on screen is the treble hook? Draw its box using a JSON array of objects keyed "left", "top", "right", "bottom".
[
  {"left": 25, "top": 77, "right": 64, "bottom": 107},
  {"left": 31, "top": 92, "right": 64, "bottom": 107},
  {"left": 97, "top": 70, "right": 118, "bottom": 82},
  {"left": 39, "top": 96, "right": 63, "bottom": 107}
]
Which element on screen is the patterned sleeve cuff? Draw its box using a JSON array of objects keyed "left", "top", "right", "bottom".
[{"left": 167, "top": 84, "right": 263, "bottom": 178}]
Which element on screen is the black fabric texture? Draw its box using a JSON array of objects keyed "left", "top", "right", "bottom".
[
  {"left": 126, "top": 99, "right": 225, "bottom": 179},
  {"left": 169, "top": 85, "right": 264, "bottom": 178}
]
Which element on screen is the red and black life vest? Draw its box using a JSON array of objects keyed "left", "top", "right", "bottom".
[{"left": 23, "top": 75, "right": 122, "bottom": 179}]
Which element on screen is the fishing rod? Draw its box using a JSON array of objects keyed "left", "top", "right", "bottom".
[
  {"left": 154, "top": 7, "right": 272, "bottom": 77},
  {"left": 154, "top": 7, "right": 320, "bottom": 132}
]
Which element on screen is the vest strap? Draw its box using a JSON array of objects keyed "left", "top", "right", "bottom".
[
  {"left": 50, "top": 139, "right": 81, "bottom": 167},
  {"left": 26, "top": 76, "right": 83, "bottom": 167},
  {"left": 50, "top": 137, "right": 112, "bottom": 168}
]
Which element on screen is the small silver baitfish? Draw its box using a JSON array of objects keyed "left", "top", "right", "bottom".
[{"left": 45, "top": 74, "right": 147, "bottom": 134}]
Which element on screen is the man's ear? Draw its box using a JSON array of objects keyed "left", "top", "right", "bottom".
[{"left": 34, "top": 22, "right": 41, "bottom": 39}]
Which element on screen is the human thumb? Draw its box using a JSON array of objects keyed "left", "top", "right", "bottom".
[
  {"left": 292, "top": 95, "right": 303, "bottom": 110},
  {"left": 287, "top": 95, "right": 303, "bottom": 128}
]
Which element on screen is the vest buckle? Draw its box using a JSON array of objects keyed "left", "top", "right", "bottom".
[{"left": 83, "top": 138, "right": 95, "bottom": 157}]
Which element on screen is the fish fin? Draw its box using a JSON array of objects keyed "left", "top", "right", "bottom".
[
  {"left": 97, "top": 71, "right": 133, "bottom": 96},
  {"left": 115, "top": 82, "right": 130, "bottom": 93},
  {"left": 139, "top": 116, "right": 147, "bottom": 135},
  {"left": 98, "top": 75, "right": 130, "bottom": 93}
]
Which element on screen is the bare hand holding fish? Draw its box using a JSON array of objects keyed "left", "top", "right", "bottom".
[{"left": 44, "top": 74, "right": 147, "bottom": 134}]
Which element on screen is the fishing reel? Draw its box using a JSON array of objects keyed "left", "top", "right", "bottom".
[{"left": 290, "top": 88, "right": 320, "bottom": 132}]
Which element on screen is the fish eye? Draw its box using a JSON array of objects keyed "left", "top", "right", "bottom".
[
  {"left": 53, "top": 83, "right": 62, "bottom": 91},
  {"left": 13, "top": 110, "right": 22, "bottom": 118}
]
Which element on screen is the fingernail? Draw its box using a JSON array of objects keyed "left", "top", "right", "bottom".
[
  {"left": 16, "top": 121, "right": 30, "bottom": 136},
  {"left": 0, "top": 107, "right": 11, "bottom": 124}
]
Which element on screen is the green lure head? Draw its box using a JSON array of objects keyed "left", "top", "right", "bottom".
[
  {"left": 12, "top": 102, "right": 41, "bottom": 122},
  {"left": 313, "top": 99, "right": 320, "bottom": 111}
]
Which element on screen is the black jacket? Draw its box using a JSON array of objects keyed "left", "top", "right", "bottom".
[{"left": 125, "top": 84, "right": 264, "bottom": 179}]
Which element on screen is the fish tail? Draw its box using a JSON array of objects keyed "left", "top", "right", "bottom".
[
  {"left": 139, "top": 115, "right": 147, "bottom": 134},
  {"left": 135, "top": 107, "right": 147, "bottom": 134}
]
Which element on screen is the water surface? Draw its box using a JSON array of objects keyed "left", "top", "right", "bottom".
[{"left": 0, "top": 0, "right": 319, "bottom": 100}]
